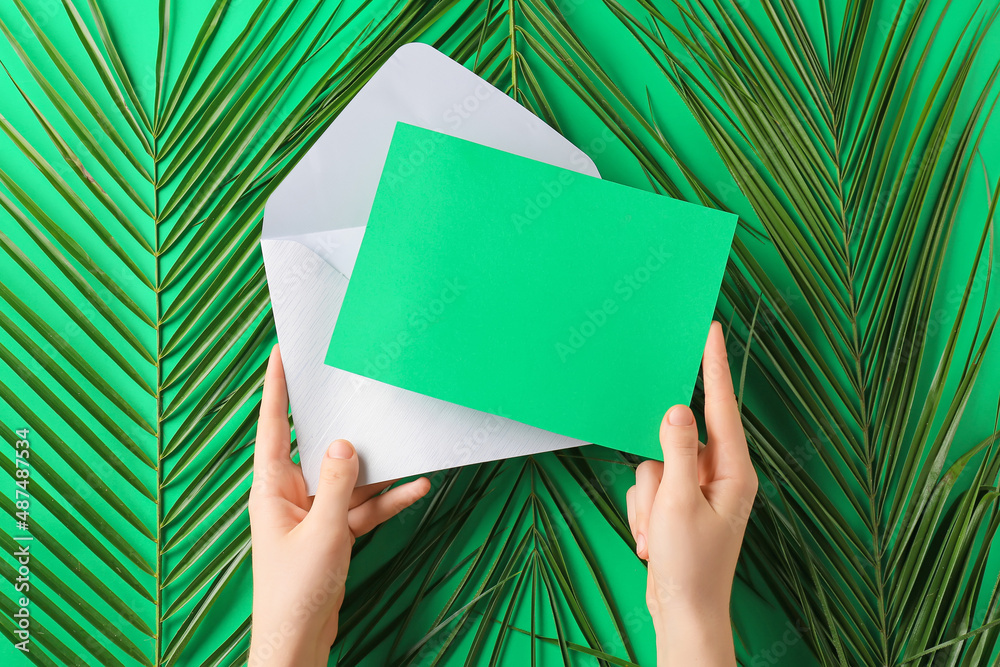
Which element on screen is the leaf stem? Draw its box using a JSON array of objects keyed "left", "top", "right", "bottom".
[{"left": 154, "top": 131, "right": 164, "bottom": 667}]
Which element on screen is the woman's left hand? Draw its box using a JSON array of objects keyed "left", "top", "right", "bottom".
[{"left": 248, "top": 344, "right": 431, "bottom": 667}]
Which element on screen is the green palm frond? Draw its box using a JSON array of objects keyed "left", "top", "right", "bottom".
[
  {"left": 0, "top": 1, "right": 467, "bottom": 664},
  {"left": 336, "top": 452, "right": 644, "bottom": 666},
  {"left": 597, "top": 1, "right": 1000, "bottom": 664}
]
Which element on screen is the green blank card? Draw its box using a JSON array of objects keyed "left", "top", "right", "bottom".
[{"left": 325, "top": 123, "right": 737, "bottom": 460}]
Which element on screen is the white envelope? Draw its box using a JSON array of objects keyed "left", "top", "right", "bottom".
[{"left": 262, "top": 43, "right": 601, "bottom": 491}]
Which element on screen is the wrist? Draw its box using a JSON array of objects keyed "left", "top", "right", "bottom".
[
  {"left": 248, "top": 625, "right": 327, "bottom": 667},
  {"left": 650, "top": 600, "right": 735, "bottom": 667},
  {"left": 650, "top": 598, "right": 730, "bottom": 628}
]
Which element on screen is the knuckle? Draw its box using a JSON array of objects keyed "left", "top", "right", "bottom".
[
  {"left": 403, "top": 486, "right": 424, "bottom": 506},
  {"left": 321, "top": 464, "right": 348, "bottom": 484},
  {"left": 658, "top": 490, "right": 699, "bottom": 512},
  {"left": 739, "top": 466, "right": 759, "bottom": 499},
  {"left": 665, "top": 423, "right": 699, "bottom": 440},
  {"left": 664, "top": 420, "right": 698, "bottom": 438},
  {"left": 247, "top": 488, "right": 266, "bottom": 515},
  {"left": 703, "top": 391, "right": 737, "bottom": 409},
  {"left": 250, "top": 471, "right": 268, "bottom": 492},
  {"left": 636, "top": 460, "right": 660, "bottom": 477},
  {"left": 388, "top": 488, "right": 423, "bottom": 516},
  {"left": 668, "top": 437, "right": 700, "bottom": 455},
  {"left": 391, "top": 496, "right": 412, "bottom": 515},
  {"left": 328, "top": 524, "right": 351, "bottom": 544},
  {"left": 314, "top": 526, "right": 351, "bottom": 555},
  {"left": 251, "top": 463, "right": 281, "bottom": 492}
]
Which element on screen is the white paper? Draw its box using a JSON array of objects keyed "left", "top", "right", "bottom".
[{"left": 262, "top": 43, "right": 601, "bottom": 491}]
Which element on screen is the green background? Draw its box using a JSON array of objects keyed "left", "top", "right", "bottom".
[{"left": 0, "top": 0, "right": 997, "bottom": 665}]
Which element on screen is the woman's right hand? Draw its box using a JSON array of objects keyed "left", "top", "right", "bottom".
[{"left": 626, "top": 321, "right": 758, "bottom": 666}]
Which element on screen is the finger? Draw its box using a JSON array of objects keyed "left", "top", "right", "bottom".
[
  {"left": 306, "top": 439, "right": 360, "bottom": 530},
  {"left": 252, "top": 345, "right": 295, "bottom": 498},
  {"left": 702, "top": 321, "right": 754, "bottom": 482},
  {"left": 659, "top": 404, "right": 701, "bottom": 500},
  {"left": 348, "top": 477, "right": 431, "bottom": 537},
  {"left": 634, "top": 460, "right": 662, "bottom": 559},
  {"left": 625, "top": 485, "right": 637, "bottom": 538},
  {"left": 257, "top": 345, "right": 291, "bottom": 459},
  {"left": 350, "top": 480, "right": 397, "bottom": 509}
]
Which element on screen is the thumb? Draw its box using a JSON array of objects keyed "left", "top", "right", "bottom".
[
  {"left": 659, "top": 405, "right": 701, "bottom": 499},
  {"left": 309, "top": 439, "right": 359, "bottom": 528}
]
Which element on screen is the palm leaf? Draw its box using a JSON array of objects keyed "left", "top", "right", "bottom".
[
  {"left": 600, "top": 0, "right": 1000, "bottom": 663},
  {"left": 0, "top": 1, "right": 468, "bottom": 664}
]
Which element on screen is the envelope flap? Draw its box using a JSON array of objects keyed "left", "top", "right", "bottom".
[{"left": 262, "top": 43, "right": 599, "bottom": 241}]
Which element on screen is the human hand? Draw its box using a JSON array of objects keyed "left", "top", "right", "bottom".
[
  {"left": 625, "top": 321, "right": 757, "bottom": 666},
  {"left": 248, "top": 345, "right": 431, "bottom": 667}
]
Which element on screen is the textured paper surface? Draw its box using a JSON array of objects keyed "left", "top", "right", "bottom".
[
  {"left": 262, "top": 44, "right": 600, "bottom": 491},
  {"left": 327, "top": 123, "right": 738, "bottom": 459}
]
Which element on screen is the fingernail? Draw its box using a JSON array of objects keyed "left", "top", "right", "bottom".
[
  {"left": 636, "top": 533, "right": 646, "bottom": 556},
  {"left": 667, "top": 405, "right": 695, "bottom": 426},
  {"left": 327, "top": 439, "right": 354, "bottom": 459}
]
